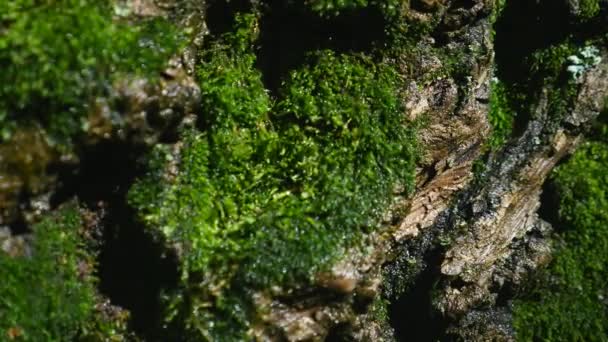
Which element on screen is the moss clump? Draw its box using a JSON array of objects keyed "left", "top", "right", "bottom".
[
  {"left": 487, "top": 78, "right": 515, "bottom": 148},
  {"left": 496, "top": 39, "right": 580, "bottom": 135},
  {"left": 0, "top": 0, "right": 181, "bottom": 143},
  {"left": 301, "top": 0, "right": 402, "bottom": 17},
  {"left": 494, "top": 0, "right": 588, "bottom": 128},
  {"left": 0, "top": 205, "right": 126, "bottom": 341},
  {"left": 513, "top": 135, "right": 608, "bottom": 340},
  {"left": 490, "top": 0, "right": 507, "bottom": 40},
  {"left": 129, "top": 13, "right": 417, "bottom": 338},
  {"left": 578, "top": 0, "right": 601, "bottom": 20},
  {"left": 522, "top": 42, "right": 577, "bottom": 117}
]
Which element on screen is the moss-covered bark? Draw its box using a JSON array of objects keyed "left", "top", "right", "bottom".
[
  {"left": 514, "top": 119, "right": 608, "bottom": 340},
  {"left": 1, "top": 0, "right": 608, "bottom": 340}
]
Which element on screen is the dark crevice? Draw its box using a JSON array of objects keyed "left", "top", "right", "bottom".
[
  {"left": 537, "top": 179, "right": 562, "bottom": 231},
  {"left": 451, "top": 0, "right": 476, "bottom": 10},
  {"left": 325, "top": 323, "right": 353, "bottom": 342},
  {"left": 4, "top": 187, "right": 31, "bottom": 235},
  {"left": 256, "top": 1, "right": 388, "bottom": 94},
  {"left": 493, "top": 0, "right": 571, "bottom": 136},
  {"left": 50, "top": 141, "right": 144, "bottom": 207},
  {"left": 51, "top": 141, "right": 180, "bottom": 339},
  {"left": 388, "top": 249, "right": 448, "bottom": 342},
  {"left": 8, "top": 215, "right": 29, "bottom": 235},
  {"left": 493, "top": 278, "right": 516, "bottom": 308},
  {"left": 494, "top": 0, "right": 570, "bottom": 80},
  {"left": 98, "top": 204, "right": 180, "bottom": 339},
  {"left": 205, "top": 0, "right": 253, "bottom": 36},
  {"left": 450, "top": 277, "right": 467, "bottom": 290},
  {"left": 409, "top": 0, "right": 436, "bottom": 13},
  {"left": 538, "top": 150, "right": 575, "bottom": 234},
  {"left": 494, "top": 293, "right": 512, "bottom": 310}
]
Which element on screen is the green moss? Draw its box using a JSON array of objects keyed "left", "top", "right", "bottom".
[
  {"left": 129, "top": 13, "right": 417, "bottom": 339},
  {"left": 579, "top": 0, "right": 601, "bottom": 20},
  {"left": 487, "top": 79, "right": 515, "bottom": 148},
  {"left": 0, "top": 204, "right": 126, "bottom": 341},
  {"left": 198, "top": 14, "right": 270, "bottom": 130},
  {"left": 513, "top": 136, "right": 608, "bottom": 340},
  {"left": 490, "top": 0, "right": 507, "bottom": 40},
  {"left": 366, "top": 296, "right": 397, "bottom": 340},
  {"left": 302, "top": 0, "right": 402, "bottom": 17},
  {"left": 0, "top": 0, "right": 182, "bottom": 144},
  {"left": 369, "top": 297, "right": 391, "bottom": 323},
  {"left": 498, "top": 40, "right": 578, "bottom": 131}
]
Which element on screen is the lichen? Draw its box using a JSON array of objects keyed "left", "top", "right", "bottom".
[
  {"left": 0, "top": 127, "right": 57, "bottom": 225},
  {"left": 566, "top": 45, "right": 603, "bottom": 81}
]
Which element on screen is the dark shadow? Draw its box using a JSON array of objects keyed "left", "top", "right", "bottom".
[
  {"left": 50, "top": 141, "right": 144, "bottom": 207},
  {"left": 50, "top": 141, "right": 179, "bottom": 339},
  {"left": 493, "top": 0, "right": 571, "bottom": 136},
  {"left": 388, "top": 250, "right": 449, "bottom": 342},
  {"left": 325, "top": 323, "right": 354, "bottom": 342},
  {"left": 451, "top": 0, "right": 476, "bottom": 9},
  {"left": 205, "top": 0, "right": 253, "bottom": 36},
  {"left": 98, "top": 205, "right": 180, "bottom": 339},
  {"left": 256, "top": 1, "right": 388, "bottom": 93},
  {"left": 537, "top": 179, "right": 562, "bottom": 232},
  {"left": 8, "top": 214, "right": 29, "bottom": 235},
  {"left": 494, "top": 0, "right": 570, "bottom": 84}
]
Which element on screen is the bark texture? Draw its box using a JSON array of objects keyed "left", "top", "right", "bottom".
[{"left": 1, "top": 0, "right": 608, "bottom": 340}]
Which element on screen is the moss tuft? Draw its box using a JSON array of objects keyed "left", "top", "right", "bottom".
[
  {"left": 0, "top": 0, "right": 182, "bottom": 144},
  {"left": 301, "top": 0, "right": 402, "bottom": 17},
  {"left": 0, "top": 204, "right": 126, "bottom": 341},
  {"left": 487, "top": 78, "right": 515, "bottom": 148},
  {"left": 578, "top": 0, "right": 601, "bottom": 20},
  {"left": 514, "top": 132, "right": 608, "bottom": 340},
  {"left": 128, "top": 12, "right": 417, "bottom": 338},
  {"left": 497, "top": 40, "right": 579, "bottom": 132}
]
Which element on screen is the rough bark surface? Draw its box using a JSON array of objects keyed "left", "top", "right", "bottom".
[
  {"left": 247, "top": 1, "right": 608, "bottom": 340},
  {"left": 2, "top": 0, "right": 608, "bottom": 340}
]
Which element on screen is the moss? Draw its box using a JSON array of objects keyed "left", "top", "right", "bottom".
[
  {"left": 129, "top": 12, "right": 417, "bottom": 339},
  {"left": 578, "top": 0, "right": 601, "bottom": 20},
  {"left": 525, "top": 42, "right": 576, "bottom": 114},
  {"left": 369, "top": 297, "right": 391, "bottom": 323},
  {"left": 383, "top": 254, "right": 423, "bottom": 300},
  {"left": 513, "top": 134, "right": 608, "bottom": 340},
  {"left": 487, "top": 78, "right": 515, "bottom": 148},
  {"left": 490, "top": 0, "right": 507, "bottom": 41},
  {"left": 0, "top": 204, "right": 127, "bottom": 341},
  {"left": 496, "top": 40, "right": 579, "bottom": 134},
  {"left": 0, "top": 0, "right": 182, "bottom": 144},
  {"left": 366, "top": 296, "right": 397, "bottom": 340},
  {"left": 301, "top": 0, "right": 402, "bottom": 17}
]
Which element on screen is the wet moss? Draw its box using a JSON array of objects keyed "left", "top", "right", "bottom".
[
  {"left": 513, "top": 127, "right": 608, "bottom": 340},
  {"left": 0, "top": 0, "right": 182, "bottom": 144},
  {"left": 578, "top": 0, "right": 601, "bottom": 20},
  {"left": 487, "top": 78, "right": 515, "bottom": 149},
  {"left": 0, "top": 204, "right": 127, "bottom": 341},
  {"left": 514, "top": 42, "right": 577, "bottom": 121},
  {"left": 128, "top": 12, "right": 418, "bottom": 338}
]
